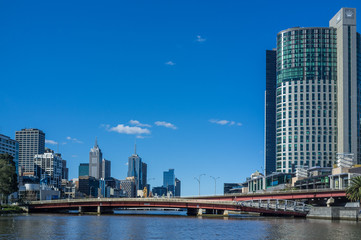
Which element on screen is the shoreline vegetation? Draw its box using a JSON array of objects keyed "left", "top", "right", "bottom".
[{"left": 0, "top": 205, "right": 26, "bottom": 214}]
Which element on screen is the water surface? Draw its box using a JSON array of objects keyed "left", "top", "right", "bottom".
[{"left": 1, "top": 211, "right": 360, "bottom": 240}]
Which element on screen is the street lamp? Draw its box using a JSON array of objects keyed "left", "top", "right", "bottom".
[
  {"left": 210, "top": 176, "right": 220, "bottom": 195},
  {"left": 194, "top": 174, "right": 206, "bottom": 196}
]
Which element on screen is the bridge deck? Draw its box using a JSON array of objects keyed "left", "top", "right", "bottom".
[{"left": 28, "top": 198, "right": 308, "bottom": 217}]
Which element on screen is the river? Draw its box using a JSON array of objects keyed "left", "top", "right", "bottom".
[{"left": 1, "top": 211, "right": 361, "bottom": 240}]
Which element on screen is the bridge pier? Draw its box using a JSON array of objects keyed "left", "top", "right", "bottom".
[
  {"left": 204, "top": 209, "right": 229, "bottom": 216},
  {"left": 223, "top": 210, "right": 229, "bottom": 216}
]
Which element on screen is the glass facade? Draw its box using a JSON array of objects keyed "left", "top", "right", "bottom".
[
  {"left": 357, "top": 32, "right": 361, "bottom": 164},
  {"left": 163, "top": 169, "right": 175, "bottom": 194},
  {"left": 265, "top": 50, "right": 277, "bottom": 175},
  {"left": 275, "top": 27, "right": 338, "bottom": 172}
]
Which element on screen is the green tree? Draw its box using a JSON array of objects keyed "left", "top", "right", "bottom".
[
  {"left": 0, "top": 154, "right": 18, "bottom": 204},
  {"left": 346, "top": 176, "right": 361, "bottom": 202}
]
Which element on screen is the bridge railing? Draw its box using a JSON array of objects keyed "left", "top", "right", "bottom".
[
  {"left": 223, "top": 188, "right": 345, "bottom": 197},
  {"left": 237, "top": 199, "right": 312, "bottom": 213},
  {"left": 28, "top": 197, "right": 239, "bottom": 206}
]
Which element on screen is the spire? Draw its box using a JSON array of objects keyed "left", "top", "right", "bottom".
[
  {"left": 134, "top": 141, "right": 137, "bottom": 155},
  {"left": 95, "top": 137, "right": 98, "bottom": 148}
]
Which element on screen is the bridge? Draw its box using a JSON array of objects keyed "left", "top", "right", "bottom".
[
  {"left": 27, "top": 198, "right": 310, "bottom": 217},
  {"left": 189, "top": 189, "right": 346, "bottom": 203}
]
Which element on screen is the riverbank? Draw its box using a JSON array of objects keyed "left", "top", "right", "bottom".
[
  {"left": 307, "top": 207, "right": 361, "bottom": 221},
  {"left": 0, "top": 205, "right": 26, "bottom": 214}
]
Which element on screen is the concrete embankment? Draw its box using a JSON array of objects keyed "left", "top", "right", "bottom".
[{"left": 307, "top": 207, "right": 361, "bottom": 221}]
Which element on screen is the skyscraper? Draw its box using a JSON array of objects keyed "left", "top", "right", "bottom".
[
  {"left": 15, "top": 128, "right": 45, "bottom": 175},
  {"left": 89, "top": 138, "right": 102, "bottom": 179},
  {"left": 175, "top": 178, "right": 181, "bottom": 197},
  {"left": 142, "top": 162, "right": 147, "bottom": 189},
  {"left": 34, "top": 148, "right": 63, "bottom": 188},
  {"left": 265, "top": 50, "right": 277, "bottom": 175},
  {"left": 163, "top": 169, "right": 175, "bottom": 194},
  {"left": 79, "top": 163, "right": 89, "bottom": 177},
  {"left": 265, "top": 8, "right": 361, "bottom": 173},
  {"left": 102, "top": 159, "right": 111, "bottom": 179},
  {"left": 127, "top": 144, "right": 146, "bottom": 192},
  {"left": 0, "top": 134, "right": 19, "bottom": 175}
]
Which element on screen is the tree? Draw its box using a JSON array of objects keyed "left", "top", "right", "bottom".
[
  {"left": 346, "top": 176, "right": 361, "bottom": 202},
  {"left": 0, "top": 154, "right": 18, "bottom": 204}
]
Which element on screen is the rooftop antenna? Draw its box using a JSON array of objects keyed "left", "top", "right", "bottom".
[
  {"left": 95, "top": 136, "right": 98, "bottom": 147},
  {"left": 134, "top": 139, "right": 137, "bottom": 155}
]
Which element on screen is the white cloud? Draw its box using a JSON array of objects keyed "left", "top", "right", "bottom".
[
  {"left": 165, "top": 61, "right": 175, "bottom": 66},
  {"left": 45, "top": 139, "right": 58, "bottom": 145},
  {"left": 66, "top": 136, "right": 83, "bottom": 144},
  {"left": 154, "top": 121, "right": 177, "bottom": 130},
  {"left": 196, "top": 35, "right": 206, "bottom": 42},
  {"left": 106, "top": 124, "right": 151, "bottom": 135},
  {"left": 209, "top": 119, "right": 242, "bottom": 126},
  {"left": 129, "top": 120, "right": 152, "bottom": 128}
]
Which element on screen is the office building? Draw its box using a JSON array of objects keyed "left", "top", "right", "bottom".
[
  {"left": 175, "top": 178, "right": 181, "bottom": 197},
  {"left": 119, "top": 177, "right": 136, "bottom": 198},
  {"left": 0, "top": 134, "right": 19, "bottom": 174},
  {"left": 152, "top": 186, "right": 167, "bottom": 197},
  {"left": 142, "top": 162, "right": 147, "bottom": 190},
  {"left": 79, "top": 163, "right": 89, "bottom": 177},
  {"left": 265, "top": 50, "right": 277, "bottom": 175},
  {"left": 89, "top": 138, "right": 102, "bottom": 179},
  {"left": 163, "top": 169, "right": 175, "bottom": 195},
  {"left": 62, "top": 160, "right": 68, "bottom": 180},
  {"left": 78, "top": 176, "right": 99, "bottom": 198},
  {"left": 34, "top": 149, "right": 63, "bottom": 188},
  {"left": 265, "top": 8, "right": 361, "bottom": 173},
  {"left": 15, "top": 128, "right": 45, "bottom": 175},
  {"left": 127, "top": 144, "right": 147, "bottom": 192},
  {"left": 102, "top": 159, "right": 111, "bottom": 179}
]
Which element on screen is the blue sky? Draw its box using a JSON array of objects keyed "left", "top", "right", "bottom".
[{"left": 1, "top": 0, "right": 360, "bottom": 196}]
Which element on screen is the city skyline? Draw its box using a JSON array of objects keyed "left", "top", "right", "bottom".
[{"left": 1, "top": 1, "right": 361, "bottom": 196}]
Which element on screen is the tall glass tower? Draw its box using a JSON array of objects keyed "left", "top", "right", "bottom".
[
  {"left": 266, "top": 8, "right": 361, "bottom": 173},
  {"left": 127, "top": 144, "right": 147, "bottom": 192},
  {"left": 89, "top": 138, "right": 102, "bottom": 179}
]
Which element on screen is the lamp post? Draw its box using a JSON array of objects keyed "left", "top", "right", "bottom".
[
  {"left": 194, "top": 174, "right": 206, "bottom": 196},
  {"left": 210, "top": 176, "right": 220, "bottom": 195}
]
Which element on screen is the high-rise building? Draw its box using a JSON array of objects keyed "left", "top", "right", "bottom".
[
  {"left": 34, "top": 148, "right": 63, "bottom": 188},
  {"left": 89, "top": 138, "right": 102, "bottom": 179},
  {"left": 78, "top": 176, "right": 99, "bottom": 197},
  {"left": 102, "top": 159, "right": 111, "bottom": 179},
  {"left": 15, "top": 128, "right": 45, "bottom": 175},
  {"left": 265, "top": 8, "right": 361, "bottom": 173},
  {"left": 0, "top": 134, "right": 19, "bottom": 175},
  {"left": 119, "top": 177, "right": 136, "bottom": 198},
  {"left": 142, "top": 162, "right": 147, "bottom": 189},
  {"left": 62, "top": 159, "right": 69, "bottom": 180},
  {"left": 265, "top": 50, "right": 277, "bottom": 175},
  {"left": 79, "top": 163, "right": 89, "bottom": 177},
  {"left": 127, "top": 144, "right": 146, "bottom": 192},
  {"left": 175, "top": 178, "right": 181, "bottom": 197},
  {"left": 163, "top": 169, "right": 175, "bottom": 194}
]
